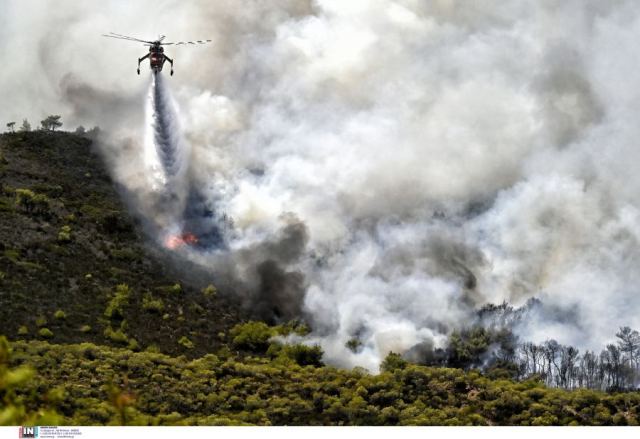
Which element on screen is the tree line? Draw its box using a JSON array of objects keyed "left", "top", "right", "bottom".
[
  {"left": 5, "top": 115, "right": 62, "bottom": 132},
  {"left": 4, "top": 116, "right": 100, "bottom": 139},
  {"left": 516, "top": 327, "right": 640, "bottom": 391},
  {"left": 423, "top": 318, "right": 640, "bottom": 392}
]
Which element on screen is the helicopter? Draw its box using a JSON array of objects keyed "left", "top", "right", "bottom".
[{"left": 102, "top": 32, "right": 212, "bottom": 75}]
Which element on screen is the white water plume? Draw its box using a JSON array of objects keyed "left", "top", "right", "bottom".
[{"left": 141, "top": 72, "right": 190, "bottom": 240}]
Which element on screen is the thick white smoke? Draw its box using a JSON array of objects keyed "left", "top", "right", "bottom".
[{"left": 3, "top": 0, "right": 640, "bottom": 370}]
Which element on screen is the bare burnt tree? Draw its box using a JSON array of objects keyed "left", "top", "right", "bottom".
[{"left": 510, "top": 327, "right": 640, "bottom": 391}]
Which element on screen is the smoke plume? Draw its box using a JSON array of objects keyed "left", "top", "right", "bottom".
[{"left": 3, "top": 0, "right": 640, "bottom": 370}]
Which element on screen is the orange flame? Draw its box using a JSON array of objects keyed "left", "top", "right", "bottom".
[{"left": 165, "top": 232, "right": 198, "bottom": 249}]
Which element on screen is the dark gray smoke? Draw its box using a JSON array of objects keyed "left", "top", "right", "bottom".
[{"left": 191, "top": 213, "right": 310, "bottom": 322}]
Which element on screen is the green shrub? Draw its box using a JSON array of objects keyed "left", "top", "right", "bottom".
[
  {"left": 0, "top": 198, "right": 12, "bottom": 213},
  {"left": 3, "top": 249, "right": 19, "bottom": 262},
  {"left": 128, "top": 338, "right": 139, "bottom": 351},
  {"left": 57, "top": 225, "right": 72, "bottom": 243},
  {"left": 35, "top": 316, "right": 47, "bottom": 327},
  {"left": 109, "top": 247, "right": 141, "bottom": 262},
  {"left": 380, "top": 352, "right": 407, "bottom": 372},
  {"left": 178, "top": 336, "right": 194, "bottom": 350},
  {"left": 346, "top": 338, "right": 363, "bottom": 353},
  {"left": 202, "top": 284, "right": 217, "bottom": 298},
  {"left": 32, "top": 183, "right": 63, "bottom": 198},
  {"left": 142, "top": 293, "right": 164, "bottom": 313},
  {"left": 79, "top": 325, "right": 92, "bottom": 333},
  {"left": 230, "top": 321, "right": 276, "bottom": 352},
  {"left": 274, "top": 343, "right": 324, "bottom": 367},
  {"left": 104, "top": 326, "right": 128, "bottom": 345},
  {"left": 105, "top": 284, "right": 131, "bottom": 320},
  {"left": 14, "top": 188, "right": 50, "bottom": 215},
  {"left": 156, "top": 283, "right": 182, "bottom": 295},
  {"left": 17, "top": 325, "right": 29, "bottom": 335},
  {"left": 276, "top": 321, "right": 311, "bottom": 337},
  {"left": 54, "top": 310, "right": 66, "bottom": 320},
  {"left": 38, "top": 328, "right": 54, "bottom": 339}
]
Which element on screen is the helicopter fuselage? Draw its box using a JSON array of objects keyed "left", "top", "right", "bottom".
[
  {"left": 149, "top": 45, "right": 166, "bottom": 72},
  {"left": 138, "top": 43, "right": 173, "bottom": 75}
]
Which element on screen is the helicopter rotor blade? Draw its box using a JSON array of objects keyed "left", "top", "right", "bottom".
[
  {"left": 108, "top": 32, "right": 153, "bottom": 42},
  {"left": 102, "top": 32, "right": 154, "bottom": 44},
  {"left": 162, "top": 39, "right": 213, "bottom": 46}
]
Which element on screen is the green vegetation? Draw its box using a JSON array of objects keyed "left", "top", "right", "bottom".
[
  {"left": 380, "top": 352, "right": 408, "bottom": 372},
  {"left": 202, "top": 284, "right": 217, "bottom": 298},
  {"left": 178, "top": 336, "right": 195, "bottom": 350},
  {"left": 230, "top": 321, "right": 275, "bottom": 352},
  {"left": 142, "top": 293, "right": 164, "bottom": 313},
  {"left": 103, "top": 326, "right": 128, "bottom": 345},
  {"left": 156, "top": 283, "right": 182, "bottom": 295},
  {"left": 104, "top": 284, "right": 131, "bottom": 320},
  {"left": 3, "top": 130, "right": 640, "bottom": 426},
  {"left": 268, "top": 343, "right": 324, "bottom": 367},
  {"left": 2, "top": 338, "right": 640, "bottom": 426},
  {"left": 57, "top": 225, "right": 72, "bottom": 243},
  {"left": 109, "top": 247, "right": 141, "bottom": 262},
  {"left": 0, "top": 336, "right": 61, "bottom": 426},
  {"left": 41, "top": 115, "right": 62, "bottom": 131},
  {"left": 14, "top": 188, "right": 50, "bottom": 215},
  {"left": 346, "top": 338, "right": 363, "bottom": 353},
  {"left": 38, "top": 328, "right": 53, "bottom": 339}
]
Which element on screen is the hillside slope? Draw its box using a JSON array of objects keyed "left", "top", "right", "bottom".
[
  {"left": 0, "top": 131, "right": 242, "bottom": 357},
  {"left": 2, "top": 131, "right": 640, "bottom": 427}
]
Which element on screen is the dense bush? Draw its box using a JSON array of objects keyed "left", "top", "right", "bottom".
[
  {"left": 202, "top": 285, "right": 217, "bottom": 298},
  {"left": 38, "top": 328, "right": 54, "bottom": 339},
  {"left": 142, "top": 293, "right": 164, "bottom": 313},
  {"left": 380, "top": 352, "right": 408, "bottom": 372},
  {"left": 57, "top": 225, "right": 72, "bottom": 243},
  {"left": 0, "top": 336, "right": 61, "bottom": 425},
  {"left": 104, "top": 284, "right": 131, "bottom": 320},
  {"left": 3, "top": 338, "right": 640, "bottom": 426},
  {"left": 14, "top": 188, "right": 50, "bottom": 215},
  {"left": 268, "top": 342, "right": 324, "bottom": 367},
  {"left": 230, "top": 322, "right": 275, "bottom": 352}
]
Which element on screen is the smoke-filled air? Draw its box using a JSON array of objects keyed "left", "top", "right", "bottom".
[{"left": 4, "top": 0, "right": 640, "bottom": 371}]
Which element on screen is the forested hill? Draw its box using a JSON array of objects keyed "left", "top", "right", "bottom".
[
  {"left": 1, "top": 131, "right": 640, "bottom": 426},
  {"left": 0, "top": 130, "right": 242, "bottom": 356}
]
